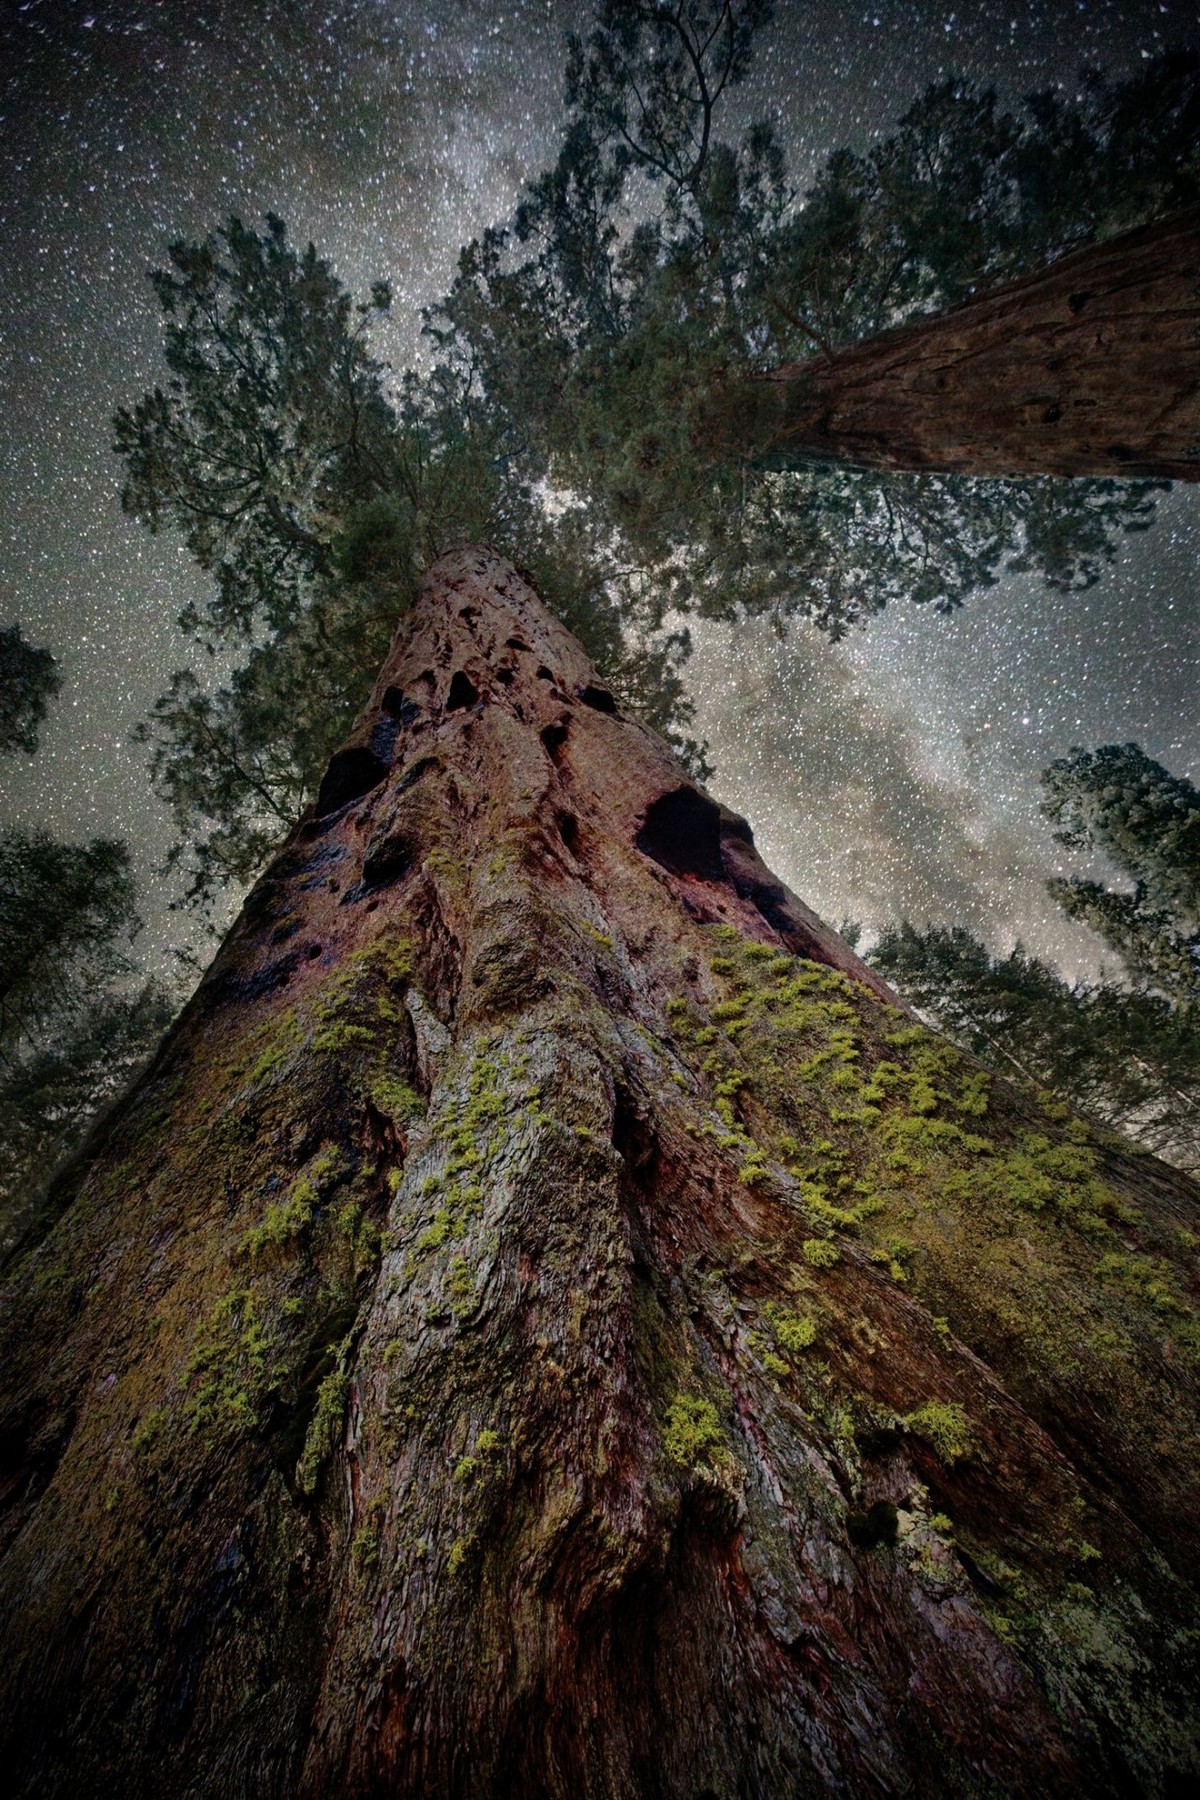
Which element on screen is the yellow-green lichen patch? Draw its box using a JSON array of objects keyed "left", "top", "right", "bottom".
[
  {"left": 296, "top": 1354, "right": 352, "bottom": 1496},
  {"left": 764, "top": 1304, "right": 818, "bottom": 1355},
  {"left": 445, "top": 1253, "right": 476, "bottom": 1321},
  {"left": 240, "top": 1151, "right": 331, "bottom": 1262},
  {"left": 184, "top": 1286, "right": 273, "bottom": 1440},
  {"left": 666, "top": 930, "right": 1200, "bottom": 1407},
  {"left": 802, "top": 1238, "right": 840, "bottom": 1269},
  {"left": 403, "top": 1038, "right": 548, "bottom": 1297},
  {"left": 452, "top": 1426, "right": 503, "bottom": 1487},
  {"left": 351, "top": 1496, "right": 387, "bottom": 1577},
  {"left": 745, "top": 1299, "right": 820, "bottom": 1382},
  {"left": 663, "top": 1394, "right": 724, "bottom": 1471},
  {"left": 902, "top": 1401, "right": 975, "bottom": 1466},
  {"left": 370, "top": 1074, "right": 426, "bottom": 1124}
]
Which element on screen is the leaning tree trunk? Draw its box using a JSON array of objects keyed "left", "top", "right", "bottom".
[
  {"left": 1, "top": 546, "right": 1198, "bottom": 1798},
  {"left": 754, "top": 206, "right": 1200, "bottom": 481}
]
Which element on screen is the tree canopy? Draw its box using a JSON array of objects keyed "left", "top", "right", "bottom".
[
  {"left": 119, "top": 214, "right": 706, "bottom": 909},
  {"left": 114, "top": 3, "right": 1199, "bottom": 912},
  {"left": 430, "top": 21, "right": 1195, "bottom": 626}
]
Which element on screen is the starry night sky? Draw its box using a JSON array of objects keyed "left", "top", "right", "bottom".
[{"left": 1, "top": 0, "right": 1196, "bottom": 975}]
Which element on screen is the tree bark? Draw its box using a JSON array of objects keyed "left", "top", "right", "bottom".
[
  {"left": 1, "top": 546, "right": 1198, "bottom": 1797},
  {"left": 755, "top": 207, "right": 1200, "bottom": 482}
]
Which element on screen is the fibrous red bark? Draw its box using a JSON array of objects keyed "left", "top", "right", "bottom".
[
  {"left": 758, "top": 207, "right": 1200, "bottom": 481},
  {"left": 0, "top": 547, "right": 1197, "bottom": 1797}
]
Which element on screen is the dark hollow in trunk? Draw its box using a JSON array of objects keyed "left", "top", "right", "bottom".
[
  {"left": 0, "top": 547, "right": 1197, "bottom": 1797},
  {"left": 755, "top": 207, "right": 1200, "bottom": 482}
]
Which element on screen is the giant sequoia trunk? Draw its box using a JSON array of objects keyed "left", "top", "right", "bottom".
[
  {"left": 2, "top": 546, "right": 1199, "bottom": 1797},
  {"left": 756, "top": 207, "right": 1200, "bottom": 481}
]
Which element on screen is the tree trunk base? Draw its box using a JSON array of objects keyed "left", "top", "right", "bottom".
[{"left": 1, "top": 548, "right": 1198, "bottom": 1796}]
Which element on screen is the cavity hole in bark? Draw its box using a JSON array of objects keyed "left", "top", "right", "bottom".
[
  {"left": 541, "top": 720, "right": 568, "bottom": 764},
  {"left": 536, "top": 665, "right": 555, "bottom": 682},
  {"left": 748, "top": 880, "right": 795, "bottom": 936},
  {"left": 847, "top": 1501, "right": 898, "bottom": 1549},
  {"left": 0, "top": 1403, "right": 77, "bottom": 1523},
  {"left": 1068, "top": 289, "right": 1092, "bottom": 313},
  {"left": 556, "top": 810, "right": 579, "bottom": 852},
  {"left": 314, "top": 747, "right": 389, "bottom": 817},
  {"left": 370, "top": 715, "right": 400, "bottom": 763},
  {"left": 305, "top": 942, "right": 322, "bottom": 960},
  {"left": 577, "top": 682, "right": 617, "bottom": 714},
  {"left": 496, "top": 667, "right": 515, "bottom": 686},
  {"left": 855, "top": 1424, "right": 902, "bottom": 1458},
  {"left": 270, "top": 1299, "right": 363, "bottom": 1484},
  {"left": 635, "top": 786, "right": 724, "bottom": 882},
  {"left": 718, "top": 808, "right": 755, "bottom": 848},
  {"left": 363, "top": 834, "right": 414, "bottom": 889},
  {"left": 228, "top": 949, "right": 302, "bottom": 1000},
  {"left": 395, "top": 755, "right": 439, "bottom": 796},
  {"left": 381, "top": 685, "right": 421, "bottom": 725},
  {"left": 613, "top": 1088, "right": 657, "bottom": 1175},
  {"left": 505, "top": 636, "right": 531, "bottom": 652},
  {"left": 1042, "top": 404, "right": 1063, "bottom": 424},
  {"left": 446, "top": 670, "right": 479, "bottom": 711}
]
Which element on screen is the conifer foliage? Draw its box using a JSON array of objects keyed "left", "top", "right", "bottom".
[
  {"left": 0, "top": 625, "right": 60, "bottom": 756},
  {"left": 432, "top": 14, "right": 1195, "bottom": 625},
  {"left": 871, "top": 744, "right": 1200, "bottom": 1170},
  {"left": 115, "top": 12, "right": 1199, "bottom": 912},
  {"left": 118, "top": 215, "right": 703, "bottom": 910},
  {"left": 0, "top": 639, "right": 172, "bottom": 1250},
  {"left": 1042, "top": 742, "right": 1200, "bottom": 1007}
]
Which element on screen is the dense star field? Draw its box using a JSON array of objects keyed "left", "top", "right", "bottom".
[{"left": 1, "top": 0, "right": 1196, "bottom": 971}]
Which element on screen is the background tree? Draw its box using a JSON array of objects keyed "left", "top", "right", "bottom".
[
  {"left": 1042, "top": 741, "right": 1200, "bottom": 1006},
  {"left": 0, "top": 623, "right": 60, "bottom": 755},
  {"left": 0, "top": 645, "right": 173, "bottom": 1251},
  {"left": 0, "top": 835, "right": 173, "bottom": 1250},
  {"left": 870, "top": 742, "right": 1200, "bottom": 1169},
  {"left": 870, "top": 922, "right": 1199, "bottom": 1170}
]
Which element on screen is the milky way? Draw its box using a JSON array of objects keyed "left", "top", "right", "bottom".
[{"left": 1, "top": 0, "right": 1196, "bottom": 975}]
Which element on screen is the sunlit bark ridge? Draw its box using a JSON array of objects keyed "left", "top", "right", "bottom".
[
  {"left": 760, "top": 207, "right": 1200, "bottom": 482},
  {"left": 1, "top": 547, "right": 1197, "bottom": 1797}
]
